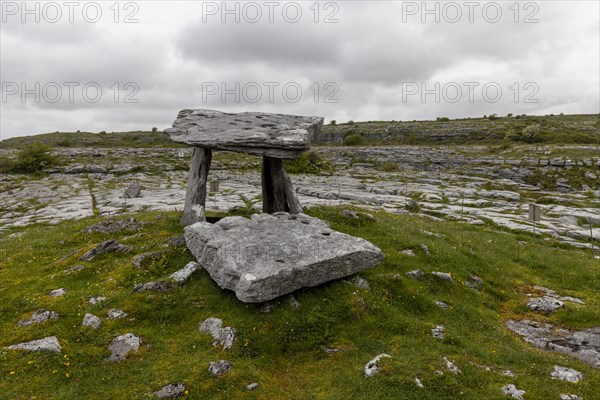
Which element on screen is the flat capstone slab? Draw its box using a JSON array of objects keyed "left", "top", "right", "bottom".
[
  {"left": 164, "top": 109, "right": 323, "bottom": 159},
  {"left": 184, "top": 212, "right": 384, "bottom": 303}
]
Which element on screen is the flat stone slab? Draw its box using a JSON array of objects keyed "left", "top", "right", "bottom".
[
  {"left": 185, "top": 213, "right": 384, "bottom": 302},
  {"left": 164, "top": 109, "right": 323, "bottom": 159},
  {"left": 7, "top": 336, "right": 61, "bottom": 353}
]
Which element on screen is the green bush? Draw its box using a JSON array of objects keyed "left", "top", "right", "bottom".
[
  {"left": 436, "top": 117, "right": 450, "bottom": 122},
  {"left": 285, "top": 151, "right": 335, "bottom": 175},
  {"left": 343, "top": 133, "right": 365, "bottom": 146},
  {"left": 377, "top": 161, "right": 399, "bottom": 172},
  {"left": 10, "top": 143, "right": 59, "bottom": 173},
  {"left": 329, "top": 120, "right": 336, "bottom": 125}
]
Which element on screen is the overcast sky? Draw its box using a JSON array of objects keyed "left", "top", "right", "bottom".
[{"left": 1, "top": 0, "right": 598, "bottom": 139}]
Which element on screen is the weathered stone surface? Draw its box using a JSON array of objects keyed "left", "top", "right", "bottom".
[
  {"left": 347, "top": 276, "right": 370, "bottom": 290},
  {"left": 551, "top": 365, "right": 583, "bottom": 382},
  {"left": 465, "top": 274, "right": 484, "bottom": 290},
  {"left": 107, "top": 333, "right": 140, "bottom": 361},
  {"left": 364, "top": 353, "right": 391, "bottom": 377},
  {"left": 406, "top": 269, "right": 425, "bottom": 279},
  {"left": 165, "top": 235, "right": 186, "bottom": 247},
  {"left": 506, "top": 319, "right": 600, "bottom": 368},
  {"left": 7, "top": 336, "right": 61, "bottom": 353},
  {"left": 79, "top": 240, "right": 132, "bottom": 261},
  {"left": 49, "top": 288, "right": 66, "bottom": 297},
  {"left": 122, "top": 182, "right": 142, "bottom": 199},
  {"left": 431, "top": 272, "right": 454, "bottom": 282},
  {"left": 89, "top": 295, "right": 106, "bottom": 304},
  {"left": 83, "top": 218, "right": 142, "bottom": 234},
  {"left": 82, "top": 313, "right": 101, "bottom": 330},
  {"left": 208, "top": 360, "right": 232, "bottom": 376},
  {"left": 560, "top": 394, "right": 582, "bottom": 400},
  {"left": 133, "top": 281, "right": 178, "bottom": 293},
  {"left": 434, "top": 301, "right": 449, "bottom": 309},
  {"left": 502, "top": 384, "right": 526, "bottom": 400},
  {"left": 154, "top": 382, "right": 185, "bottom": 398},
  {"left": 107, "top": 309, "right": 128, "bottom": 319},
  {"left": 527, "top": 297, "right": 564, "bottom": 313},
  {"left": 17, "top": 310, "right": 59, "bottom": 326},
  {"left": 199, "top": 317, "right": 235, "bottom": 350},
  {"left": 164, "top": 109, "right": 323, "bottom": 159},
  {"left": 170, "top": 262, "right": 200, "bottom": 283},
  {"left": 432, "top": 325, "right": 445, "bottom": 339},
  {"left": 246, "top": 383, "right": 259, "bottom": 391},
  {"left": 184, "top": 213, "right": 384, "bottom": 302},
  {"left": 64, "top": 264, "right": 85, "bottom": 274}
]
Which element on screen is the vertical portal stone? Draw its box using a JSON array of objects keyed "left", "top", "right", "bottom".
[
  {"left": 262, "top": 156, "right": 301, "bottom": 214},
  {"left": 181, "top": 147, "right": 212, "bottom": 226}
]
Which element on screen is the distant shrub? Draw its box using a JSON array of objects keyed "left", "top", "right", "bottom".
[
  {"left": 504, "top": 123, "right": 541, "bottom": 143},
  {"left": 488, "top": 114, "right": 499, "bottom": 120},
  {"left": 99, "top": 131, "right": 107, "bottom": 135},
  {"left": 343, "top": 133, "right": 365, "bottom": 146},
  {"left": 10, "top": 143, "right": 59, "bottom": 173},
  {"left": 152, "top": 127, "right": 158, "bottom": 132},
  {"left": 507, "top": 113, "right": 513, "bottom": 118},
  {"left": 329, "top": 120, "right": 336, "bottom": 125},
  {"left": 347, "top": 120, "right": 355, "bottom": 125},
  {"left": 436, "top": 117, "right": 450, "bottom": 122},
  {"left": 377, "top": 162, "right": 399, "bottom": 172},
  {"left": 285, "top": 151, "right": 335, "bottom": 175}
]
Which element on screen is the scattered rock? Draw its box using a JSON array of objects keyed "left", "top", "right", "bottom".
[
  {"left": 49, "top": 288, "right": 66, "bottom": 297},
  {"left": 133, "top": 281, "right": 178, "bottom": 293},
  {"left": 502, "top": 384, "right": 526, "bottom": 400},
  {"left": 432, "top": 325, "right": 445, "bottom": 339},
  {"left": 431, "top": 272, "right": 454, "bottom": 283},
  {"left": 434, "top": 301, "right": 449, "bottom": 309},
  {"left": 502, "top": 370, "right": 516, "bottom": 378},
  {"left": 154, "top": 382, "right": 185, "bottom": 399},
  {"left": 208, "top": 360, "right": 232, "bottom": 376},
  {"left": 83, "top": 218, "right": 142, "bottom": 234},
  {"left": 419, "top": 243, "right": 430, "bottom": 255},
  {"left": 444, "top": 357, "right": 461, "bottom": 374},
  {"left": 169, "top": 262, "right": 200, "bottom": 283},
  {"left": 184, "top": 213, "right": 384, "bottom": 303},
  {"left": 347, "top": 276, "right": 370, "bottom": 290},
  {"left": 107, "top": 333, "right": 141, "bottom": 362},
  {"left": 82, "top": 313, "right": 101, "bottom": 330},
  {"left": 406, "top": 269, "right": 425, "bottom": 279},
  {"left": 7, "top": 336, "right": 61, "bottom": 353},
  {"left": 199, "top": 317, "right": 235, "bottom": 350},
  {"left": 415, "top": 377, "right": 424, "bottom": 388},
  {"left": 63, "top": 265, "right": 85, "bottom": 274},
  {"left": 506, "top": 319, "right": 600, "bottom": 368},
  {"left": 246, "top": 383, "right": 259, "bottom": 391},
  {"left": 400, "top": 249, "right": 415, "bottom": 257},
  {"left": 107, "top": 309, "right": 128, "bottom": 319},
  {"left": 132, "top": 251, "right": 165, "bottom": 268},
  {"left": 465, "top": 274, "right": 484, "bottom": 290},
  {"left": 89, "top": 296, "right": 106, "bottom": 305},
  {"left": 17, "top": 310, "right": 59, "bottom": 326},
  {"left": 551, "top": 365, "right": 583, "bottom": 383},
  {"left": 79, "top": 240, "right": 132, "bottom": 261},
  {"left": 364, "top": 353, "right": 391, "bottom": 377},
  {"left": 527, "top": 297, "right": 564, "bottom": 313},
  {"left": 287, "top": 294, "right": 300, "bottom": 309},
  {"left": 560, "top": 394, "right": 582, "bottom": 400}
]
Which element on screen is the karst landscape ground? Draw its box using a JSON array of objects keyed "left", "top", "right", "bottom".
[{"left": 0, "top": 114, "right": 599, "bottom": 399}]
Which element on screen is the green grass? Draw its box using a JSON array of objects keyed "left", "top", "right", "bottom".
[{"left": 0, "top": 207, "right": 598, "bottom": 399}]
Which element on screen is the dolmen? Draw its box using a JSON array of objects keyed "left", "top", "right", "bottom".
[{"left": 165, "top": 109, "right": 384, "bottom": 302}]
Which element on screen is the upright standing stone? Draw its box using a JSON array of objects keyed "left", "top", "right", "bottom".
[{"left": 181, "top": 148, "right": 212, "bottom": 226}]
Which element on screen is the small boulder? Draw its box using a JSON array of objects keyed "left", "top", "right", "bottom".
[
  {"left": 83, "top": 218, "right": 142, "bottom": 234},
  {"left": 132, "top": 251, "right": 164, "bottom": 268},
  {"left": 169, "top": 262, "right": 200, "bottom": 283},
  {"left": 133, "top": 281, "right": 178, "bottom": 293},
  {"left": 79, "top": 240, "right": 132, "bottom": 261},
  {"left": 432, "top": 325, "right": 445, "bottom": 339},
  {"left": 551, "top": 365, "right": 583, "bottom": 383},
  {"left": 7, "top": 336, "right": 61, "bottom": 353},
  {"left": 502, "top": 384, "right": 525, "bottom": 400},
  {"left": 434, "top": 301, "right": 449, "bottom": 309},
  {"left": 419, "top": 244, "right": 430, "bottom": 255},
  {"left": 527, "top": 297, "right": 564, "bottom": 313},
  {"left": 17, "top": 310, "right": 59, "bottom": 326},
  {"left": 364, "top": 353, "right": 391, "bottom": 377},
  {"left": 560, "top": 395, "right": 582, "bottom": 400},
  {"left": 465, "top": 274, "right": 484, "bottom": 290},
  {"left": 49, "top": 288, "right": 66, "bottom": 297},
  {"left": 406, "top": 269, "right": 425, "bottom": 280},
  {"left": 400, "top": 250, "right": 415, "bottom": 257},
  {"left": 347, "top": 276, "right": 370, "bottom": 290},
  {"left": 246, "top": 383, "right": 259, "bottom": 391},
  {"left": 107, "top": 309, "right": 128, "bottom": 319},
  {"left": 82, "top": 313, "right": 101, "bottom": 330},
  {"left": 154, "top": 382, "right": 185, "bottom": 399},
  {"left": 208, "top": 360, "right": 232, "bottom": 376},
  {"left": 431, "top": 272, "right": 454, "bottom": 283},
  {"left": 107, "top": 333, "right": 141, "bottom": 362},
  {"left": 199, "top": 318, "right": 235, "bottom": 350},
  {"left": 415, "top": 378, "right": 424, "bottom": 388},
  {"left": 89, "top": 296, "right": 106, "bottom": 305}
]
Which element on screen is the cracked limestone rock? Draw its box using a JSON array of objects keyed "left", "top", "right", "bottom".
[
  {"left": 199, "top": 317, "right": 235, "bottom": 350},
  {"left": 184, "top": 213, "right": 383, "bottom": 302},
  {"left": 551, "top": 365, "right": 583, "bottom": 382},
  {"left": 107, "top": 333, "right": 141, "bottom": 362},
  {"left": 82, "top": 313, "right": 101, "bottom": 330},
  {"left": 7, "top": 336, "right": 61, "bottom": 353},
  {"left": 17, "top": 310, "right": 59, "bottom": 326},
  {"left": 364, "top": 353, "right": 391, "bottom": 377}
]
